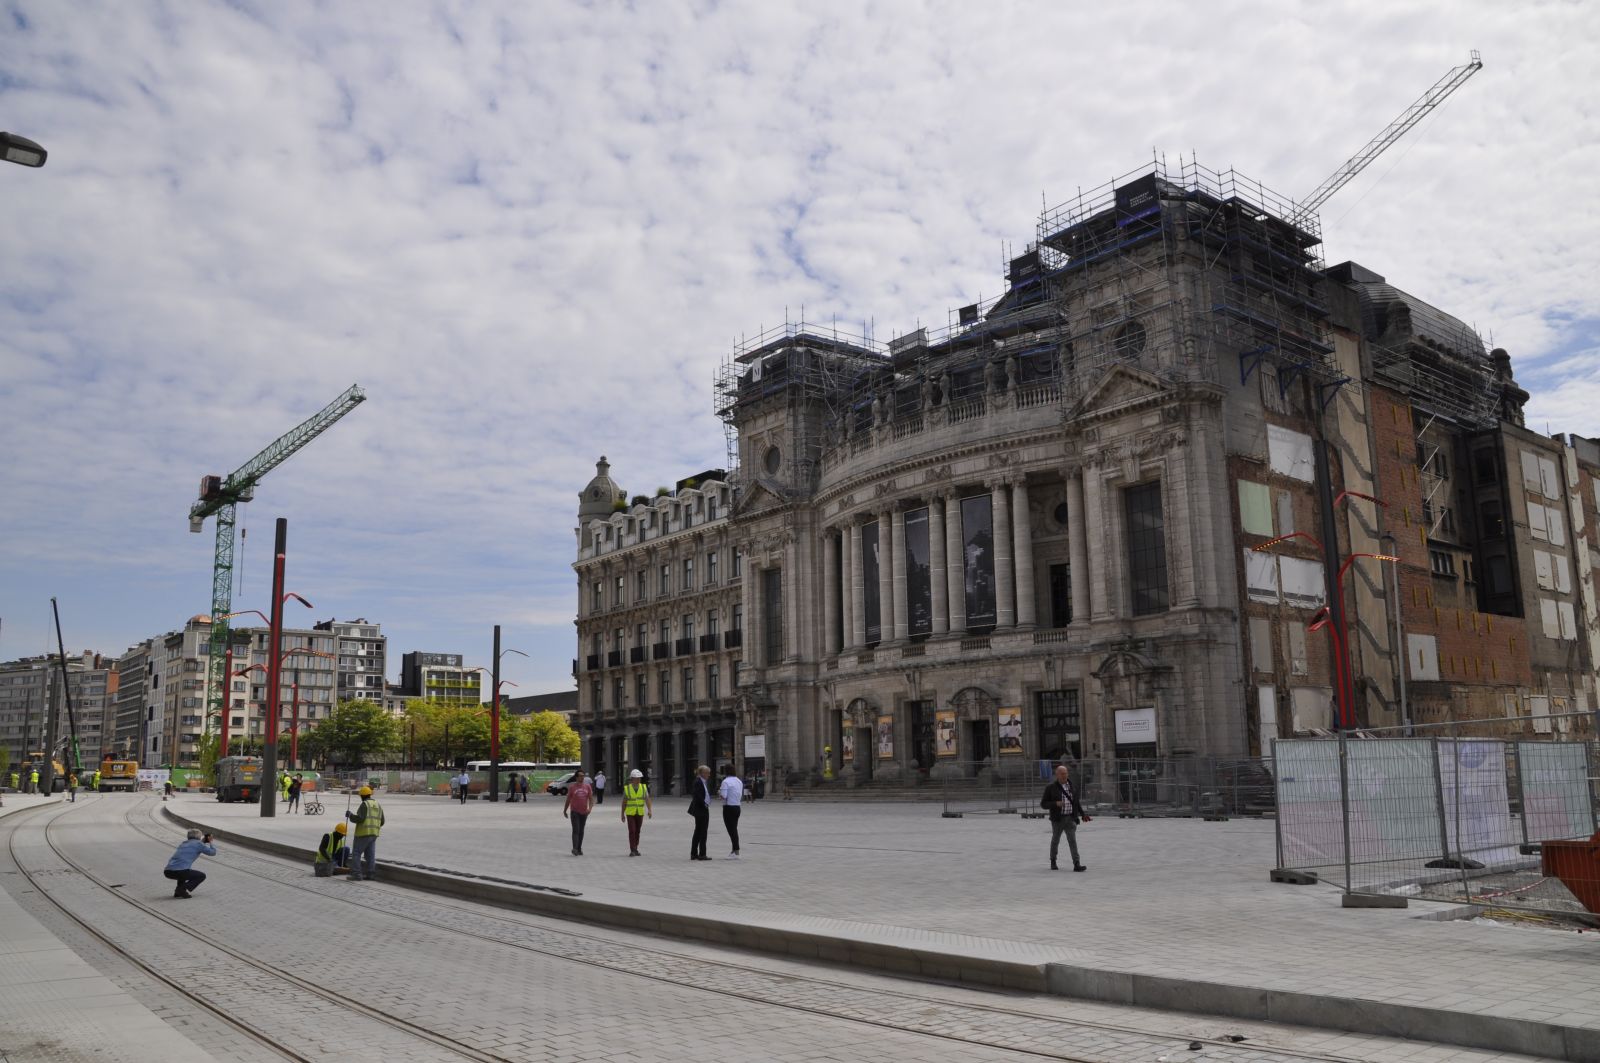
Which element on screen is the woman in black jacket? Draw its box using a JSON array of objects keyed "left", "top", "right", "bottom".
[{"left": 1040, "top": 763, "right": 1090, "bottom": 871}]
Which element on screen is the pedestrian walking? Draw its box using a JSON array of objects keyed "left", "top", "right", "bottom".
[
  {"left": 505, "top": 772, "right": 520, "bottom": 802},
  {"left": 563, "top": 769, "right": 594, "bottom": 855},
  {"left": 287, "top": 774, "right": 303, "bottom": 813},
  {"left": 315, "top": 822, "right": 349, "bottom": 876},
  {"left": 592, "top": 769, "right": 606, "bottom": 805},
  {"left": 718, "top": 768, "right": 744, "bottom": 859},
  {"left": 1041, "top": 763, "right": 1090, "bottom": 871},
  {"left": 620, "top": 769, "right": 651, "bottom": 855},
  {"left": 519, "top": 774, "right": 531, "bottom": 802},
  {"left": 688, "top": 765, "right": 713, "bottom": 860},
  {"left": 345, "top": 785, "right": 386, "bottom": 880},
  {"left": 163, "top": 829, "right": 216, "bottom": 898},
  {"left": 67, "top": 773, "right": 78, "bottom": 802},
  {"left": 456, "top": 769, "right": 470, "bottom": 803}
]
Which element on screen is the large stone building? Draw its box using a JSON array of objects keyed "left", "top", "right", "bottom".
[
  {"left": 576, "top": 160, "right": 1598, "bottom": 790},
  {"left": 573, "top": 461, "right": 745, "bottom": 792}
]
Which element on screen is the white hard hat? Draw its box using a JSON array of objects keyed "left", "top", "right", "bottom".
[{"left": 629, "top": 769, "right": 643, "bottom": 779}]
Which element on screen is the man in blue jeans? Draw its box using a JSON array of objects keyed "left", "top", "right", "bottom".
[{"left": 163, "top": 829, "right": 216, "bottom": 898}]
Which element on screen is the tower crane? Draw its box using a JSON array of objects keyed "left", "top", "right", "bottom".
[
  {"left": 189, "top": 384, "right": 366, "bottom": 725},
  {"left": 1297, "top": 50, "right": 1482, "bottom": 221}
]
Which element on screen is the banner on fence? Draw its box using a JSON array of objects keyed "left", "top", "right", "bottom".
[
  {"left": 1436, "top": 739, "right": 1519, "bottom": 867},
  {"left": 1276, "top": 738, "right": 1441, "bottom": 867},
  {"left": 1517, "top": 741, "right": 1595, "bottom": 842}
]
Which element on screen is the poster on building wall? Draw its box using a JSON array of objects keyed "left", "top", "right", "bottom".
[
  {"left": 840, "top": 725, "right": 855, "bottom": 765},
  {"left": 904, "top": 507, "right": 932, "bottom": 635},
  {"left": 935, "top": 709, "right": 958, "bottom": 757},
  {"left": 960, "top": 495, "right": 996, "bottom": 628},
  {"left": 876, "top": 714, "right": 894, "bottom": 759},
  {"left": 862, "top": 521, "right": 882, "bottom": 643},
  {"left": 997, "top": 708, "right": 1023, "bottom": 754}
]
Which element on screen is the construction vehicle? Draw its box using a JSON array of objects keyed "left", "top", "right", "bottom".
[
  {"left": 97, "top": 758, "right": 139, "bottom": 792},
  {"left": 215, "top": 755, "right": 264, "bottom": 803},
  {"left": 188, "top": 385, "right": 366, "bottom": 730}
]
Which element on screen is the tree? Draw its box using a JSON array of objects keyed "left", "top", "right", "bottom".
[
  {"left": 400, "top": 700, "right": 490, "bottom": 767},
  {"left": 301, "top": 700, "right": 399, "bottom": 769},
  {"left": 505, "top": 711, "right": 581, "bottom": 763}
]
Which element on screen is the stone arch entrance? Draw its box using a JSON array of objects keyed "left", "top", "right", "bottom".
[
  {"left": 844, "top": 697, "right": 875, "bottom": 781},
  {"left": 949, "top": 686, "right": 1000, "bottom": 776}
]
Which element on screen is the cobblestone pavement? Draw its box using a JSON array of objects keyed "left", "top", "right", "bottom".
[
  {"left": 183, "top": 791, "right": 1600, "bottom": 1039},
  {"left": 1, "top": 794, "right": 1565, "bottom": 1062}
]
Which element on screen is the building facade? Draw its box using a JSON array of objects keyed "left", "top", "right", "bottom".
[
  {"left": 399, "top": 651, "right": 481, "bottom": 703},
  {"left": 575, "top": 160, "right": 1598, "bottom": 789},
  {"left": 0, "top": 653, "right": 117, "bottom": 774},
  {"left": 316, "top": 618, "right": 388, "bottom": 704},
  {"left": 572, "top": 461, "right": 744, "bottom": 793},
  {"left": 112, "top": 638, "right": 157, "bottom": 764}
]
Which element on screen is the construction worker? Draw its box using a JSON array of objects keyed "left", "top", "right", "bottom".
[
  {"left": 91, "top": 769, "right": 101, "bottom": 791},
  {"left": 620, "top": 769, "right": 652, "bottom": 856},
  {"left": 67, "top": 773, "right": 77, "bottom": 802},
  {"left": 8, "top": 772, "right": 17, "bottom": 791},
  {"left": 280, "top": 772, "right": 292, "bottom": 802},
  {"left": 28, "top": 768, "right": 40, "bottom": 794},
  {"left": 345, "top": 785, "right": 385, "bottom": 881},
  {"left": 315, "top": 821, "right": 349, "bottom": 876}
]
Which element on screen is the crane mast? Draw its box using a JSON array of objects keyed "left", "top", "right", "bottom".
[
  {"left": 190, "top": 384, "right": 366, "bottom": 727},
  {"left": 1298, "top": 51, "right": 1482, "bottom": 220}
]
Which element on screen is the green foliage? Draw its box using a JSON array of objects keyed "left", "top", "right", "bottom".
[
  {"left": 302, "top": 700, "right": 400, "bottom": 769},
  {"left": 655, "top": 486, "right": 669, "bottom": 496},
  {"left": 0, "top": 744, "right": 9, "bottom": 779},
  {"left": 631, "top": 494, "right": 650, "bottom": 507},
  {"left": 611, "top": 498, "right": 628, "bottom": 512},
  {"left": 197, "top": 732, "right": 219, "bottom": 778},
  {"left": 504, "top": 711, "right": 581, "bottom": 762},
  {"left": 399, "top": 699, "right": 490, "bottom": 767}
]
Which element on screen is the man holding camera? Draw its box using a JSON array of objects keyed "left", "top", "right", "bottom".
[{"left": 163, "top": 829, "right": 217, "bottom": 898}]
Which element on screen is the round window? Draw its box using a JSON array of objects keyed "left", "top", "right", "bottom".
[
  {"left": 1053, "top": 502, "right": 1069, "bottom": 527},
  {"left": 1113, "top": 321, "right": 1147, "bottom": 358},
  {"left": 763, "top": 446, "right": 782, "bottom": 474}
]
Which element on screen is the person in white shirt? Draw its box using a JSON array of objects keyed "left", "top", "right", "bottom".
[
  {"left": 718, "top": 769, "right": 745, "bottom": 859},
  {"left": 456, "top": 770, "right": 470, "bottom": 804},
  {"left": 592, "top": 769, "right": 607, "bottom": 805}
]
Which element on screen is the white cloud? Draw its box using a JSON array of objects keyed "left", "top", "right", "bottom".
[{"left": 1, "top": 0, "right": 1597, "bottom": 689}]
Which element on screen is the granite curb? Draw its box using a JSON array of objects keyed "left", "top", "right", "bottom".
[{"left": 165, "top": 806, "right": 1600, "bottom": 1061}]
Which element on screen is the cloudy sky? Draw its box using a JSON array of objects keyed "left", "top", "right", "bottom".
[{"left": 1, "top": 0, "right": 1595, "bottom": 694}]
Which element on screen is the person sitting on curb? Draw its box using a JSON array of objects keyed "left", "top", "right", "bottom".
[
  {"left": 345, "top": 785, "right": 385, "bottom": 881},
  {"left": 164, "top": 829, "right": 216, "bottom": 899},
  {"left": 315, "top": 821, "right": 349, "bottom": 876}
]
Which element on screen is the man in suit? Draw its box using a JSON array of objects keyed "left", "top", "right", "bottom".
[
  {"left": 1041, "top": 763, "right": 1090, "bottom": 872},
  {"left": 688, "top": 764, "right": 713, "bottom": 861}
]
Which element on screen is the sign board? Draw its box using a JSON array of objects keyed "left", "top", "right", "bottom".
[
  {"left": 1114, "top": 707, "right": 1157, "bottom": 745},
  {"left": 742, "top": 734, "right": 766, "bottom": 759}
]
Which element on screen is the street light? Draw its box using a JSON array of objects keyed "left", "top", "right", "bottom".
[{"left": 1, "top": 132, "right": 46, "bottom": 168}]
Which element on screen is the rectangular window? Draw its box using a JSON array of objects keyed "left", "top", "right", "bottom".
[
  {"left": 1279, "top": 556, "right": 1325, "bottom": 606},
  {"left": 762, "top": 568, "right": 784, "bottom": 662},
  {"left": 615, "top": 575, "right": 625, "bottom": 605},
  {"left": 636, "top": 673, "right": 648, "bottom": 706},
  {"left": 636, "top": 571, "right": 647, "bottom": 602},
  {"left": 1430, "top": 550, "right": 1457, "bottom": 578},
  {"left": 1555, "top": 553, "right": 1572, "bottom": 594},
  {"left": 1545, "top": 504, "right": 1566, "bottom": 548},
  {"left": 731, "top": 604, "right": 743, "bottom": 631},
  {"left": 707, "top": 551, "right": 719, "bottom": 585},
  {"left": 1540, "top": 598, "right": 1561, "bottom": 639},
  {"left": 683, "top": 557, "right": 695, "bottom": 590},
  {"left": 660, "top": 564, "right": 671, "bottom": 595},
  {"left": 904, "top": 507, "right": 932, "bottom": 636},
  {"left": 1238, "top": 480, "right": 1273, "bottom": 536},
  {"left": 659, "top": 669, "right": 671, "bottom": 703},
  {"left": 682, "top": 667, "right": 695, "bottom": 702},
  {"left": 1287, "top": 623, "right": 1308, "bottom": 676},
  {"left": 1049, "top": 563, "right": 1072, "bottom": 627},
  {"left": 1249, "top": 616, "right": 1273, "bottom": 672},
  {"left": 1268, "top": 426, "right": 1314, "bottom": 482},
  {"left": 961, "top": 494, "right": 997, "bottom": 628},
  {"left": 592, "top": 581, "right": 603, "bottom": 612},
  {"left": 707, "top": 611, "right": 720, "bottom": 637},
  {"left": 707, "top": 663, "right": 720, "bottom": 700},
  {"left": 658, "top": 618, "right": 671, "bottom": 645},
  {"left": 862, "top": 521, "right": 882, "bottom": 643},
  {"left": 732, "top": 547, "right": 743, "bottom": 579},
  {"left": 1558, "top": 601, "right": 1577, "bottom": 640},
  {"left": 1534, "top": 550, "right": 1554, "bottom": 590},
  {"left": 1125, "top": 482, "right": 1169, "bottom": 615},
  {"left": 681, "top": 614, "right": 694, "bottom": 641},
  {"left": 1035, "top": 689, "right": 1081, "bottom": 762},
  {"left": 612, "top": 679, "right": 624, "bottom": 710}
]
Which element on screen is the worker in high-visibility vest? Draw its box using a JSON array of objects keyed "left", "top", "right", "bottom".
[
  {"left": 7, "top": 772, "right": 16, "bottom": 791},
  {"left": 91, "top": 770, "right": 101, "bottom": 791},
  {"left": 28, "top": 769, "right": 40, "bottom": 794},
  {"left": 345, "top": 786, "right": 385, "bottom": 881},
  {"left": 619, "top": 769, "right": 652, "bottom": 856}
]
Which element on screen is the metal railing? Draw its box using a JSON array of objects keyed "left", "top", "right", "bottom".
[
  {"left": 937, "top": 756, "right": 1278, "bottom": 819},
  {"left": 1274, "top": 714, "right": 1600, "bottom": 918}
]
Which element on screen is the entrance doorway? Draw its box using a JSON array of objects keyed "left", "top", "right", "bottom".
[
  {"left": 910, "top": 700, "right": 936, "bottom": 774},
  {"left": 967, "top": 719, "right": 991, "bottom": 777}
]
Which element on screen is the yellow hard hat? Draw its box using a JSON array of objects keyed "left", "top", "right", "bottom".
[
  {"left": 358, "top": 785, "right": 373, "bottom": 797},
  {"left": 334, "top": 822, "right": 348, "bottom": 834}
]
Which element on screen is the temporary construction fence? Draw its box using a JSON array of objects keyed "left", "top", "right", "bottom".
[
  {"left": 939, "top": 756, "right": 1278, "bottom": 819},
  {"left": 1274, "top": 716, "right": 1600, "bottom": 918}
]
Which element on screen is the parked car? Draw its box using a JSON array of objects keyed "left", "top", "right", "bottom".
[{"left": 544, "top": 771, "right": 578, "bottom": 796}]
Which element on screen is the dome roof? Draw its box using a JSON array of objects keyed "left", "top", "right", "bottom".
[
  {"left": 578, "top": 456, "right": 626, "bottom": 521},
  {"left": 1351, "top": 281, "right": 1488, "bottom": 366}
]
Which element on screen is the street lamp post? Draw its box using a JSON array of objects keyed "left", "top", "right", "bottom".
[
  {"left": 0, "top": 131, "right": 46, "bottom": 168},
  {"left": 1380, "top": 532, "right": 1411, "bottom": 735},
  {"left": 476, "top": 631, "right": 527, "bottom": 802}
]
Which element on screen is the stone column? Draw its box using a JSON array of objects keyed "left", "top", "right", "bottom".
[
  {"left": 696, "top": 726, "right": 709, "bottom": 773},
  {"left": 749, "top": 564, "right": 764, "bottom": 668},
  {"left": 992, "top": 481, "right": 1016, "bottom": 628},
  {"left": 1085, "top": 471, "right": 1114, "bottom": 621},
  {"left": 891, "top": 508, "right": 909, "bottom": 642},
  {"left": 823, "top": 530, "right": 840, "bottom": 655},
  {"left": 877, "top": 509, "right": 895, "bottom": 642},
  {"left": 1067, "top": 473, "right": 1089, "bottom": 625},
  {"left": 676, "top": 730, "right": 692, "bottom": 788},
  {"left": 840, "top": 526, "right": 855, "bottom": 650},
  {"left": 945, "top": 492, "right": 967, "bottom": 633},
  {"left": 849, "top": 522, "right": 866, "bottom": 649},
  {"left": 1012, "top": 480, "right": 1036, "bottom": 629},
  {"left": 783, "top": 539, "right": 799, "bottom": 661},
  {"left": 929, "top": 498, "right": 949, "bottom": 635}
]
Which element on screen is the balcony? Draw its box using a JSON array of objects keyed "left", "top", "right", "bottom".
[
  {"left": 724, "top": 629, "right": 743, "bottom": 649},
  {"left": 652, "top": 642, "right": 670, "bottom": 661},
  {"left": 674, "top": 638, "right": 694, "bottom": 657},
  {"left": 586, "top": 654, "right": 601, "bottom": 671},
  {"left": 607, "top": 651, "right": 623, "bottom": 668},
  {"left": 699, "top": 633, "right": 720, "bottom": 653},
  {"left": 630, "top": 646, "right": 646, "bottom": 664}
]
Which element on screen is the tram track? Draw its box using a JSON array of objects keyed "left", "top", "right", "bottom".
[
  {"left": 5, "top": 799, "right": 507, "bottom": 1063},
  {"left": 129, "top": 799, "right": 1383, "bottom": 1063}
]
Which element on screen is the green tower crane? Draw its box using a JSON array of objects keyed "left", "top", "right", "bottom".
[{"left": 189, "top": 384, "right": 367, "bottom": 727}]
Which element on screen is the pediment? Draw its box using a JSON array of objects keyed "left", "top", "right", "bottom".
[
  {"left": 1073, "top": 364, "right": 1169, "bottom": 419},
  {"left": 732, "top": 477, "right": 789, "bottom": 518}
]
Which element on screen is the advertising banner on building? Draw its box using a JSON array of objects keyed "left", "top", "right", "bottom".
[
  {"left": 904, "top": 507, "right": 932, "bottom": 636},
  {"left": 1275, "top": 738, "right": 1441, "bottom": 868},
  {"left": 1113, "top": 707, "right": 1157, "bottom": 745},
  {"left": 1437, "top": 739, "right": 1519, "bottom": 866},
  {"left": 876, "top": 715, "right": 894, "bottom": 759},
  {"left": 840, "top": 726, "right": 855, "bottom": 765},
  {"left": 960, "top": 495, "right": 996, "bottom": 628},
  {"left": 1517, "top": 741, "right": 1596, "bottom": 841},
  {"left": 862, "top": 521, "right": 882, "bottom": 643},
  {"left": 997, "top": 708, "right": 1023, "bottom": 754},
  {"left": 935, "top": 710, "right": 957, "bottom": 757}
]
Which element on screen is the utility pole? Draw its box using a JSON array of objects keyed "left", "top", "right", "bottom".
[
  {"left": 51, "top": 599, "right": 83, "bottom": 780},
  {"left": 261, "top": 518, "right": 287, "bottom": 817},
  {"left": 490, "top": 624, "right": 501, "bottom": 802}
]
